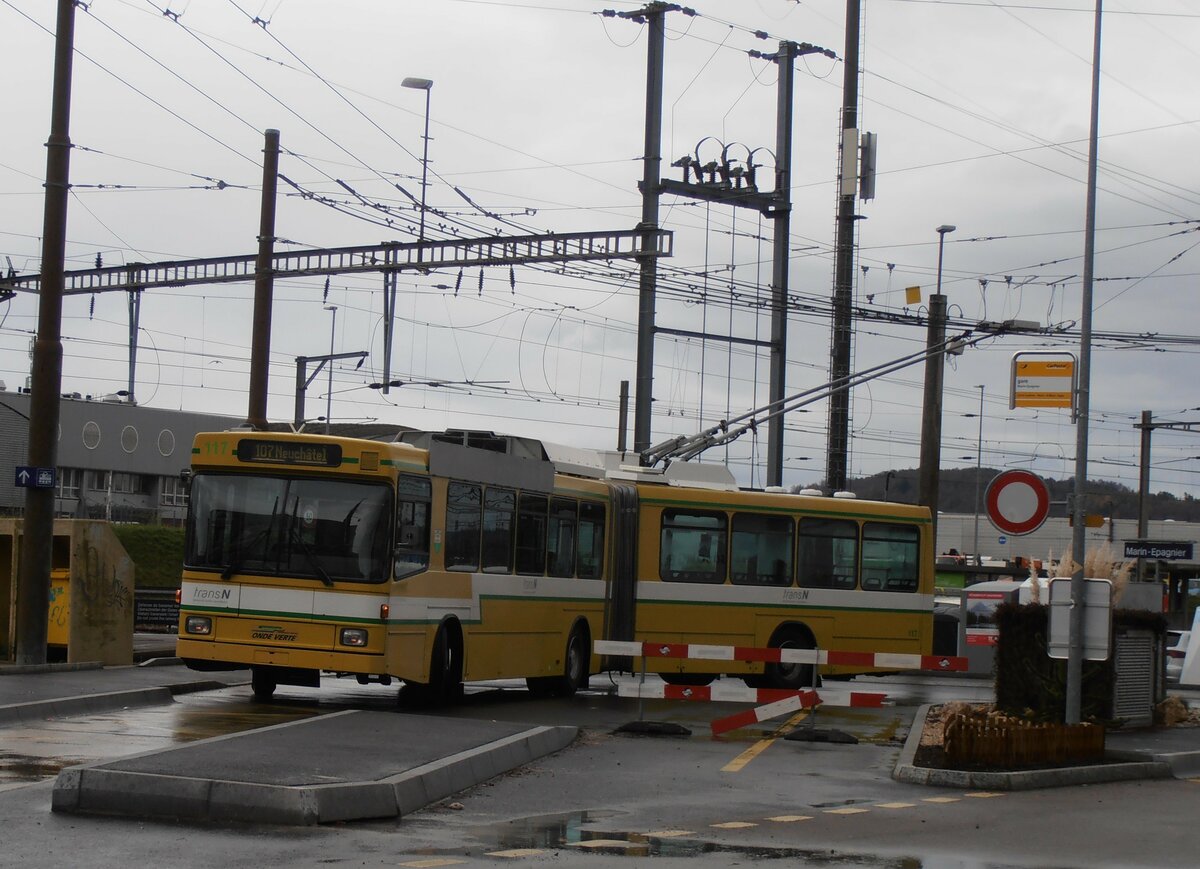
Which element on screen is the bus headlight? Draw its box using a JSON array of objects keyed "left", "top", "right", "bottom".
[
  {"left": 340, "top": 628, "right": 368, "bottom": 647},
  {"left": 185, "top": 616, "right": 212, "bottom": 635}
]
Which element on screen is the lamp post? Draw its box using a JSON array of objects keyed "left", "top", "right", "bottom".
[
  {"left": 324, "top": 305, "right": 337, "bottom": 434},
  {"left": 935, "top": 224, "right": 955, "bottom": 294},
  {"left": 971, "top": 384, "right": 984, "bottom": 564},
  {"left": 401, "top": 76, "right": 433, "bottom": 244},
  {"left": 917, "top": 224, "right": 956, "bottom": 548}
]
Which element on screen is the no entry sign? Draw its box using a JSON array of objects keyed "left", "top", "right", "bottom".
[{"left": 985, "top": 469, "right": 1050, "bottom": 536}]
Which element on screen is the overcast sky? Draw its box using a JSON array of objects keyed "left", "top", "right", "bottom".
[{"left": 2, "top": 0, "right": 1199, "bottom": 503}]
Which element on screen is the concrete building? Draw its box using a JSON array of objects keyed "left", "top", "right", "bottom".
[{"left": 0, "top": 388, "right": 240, "bottom": 525}]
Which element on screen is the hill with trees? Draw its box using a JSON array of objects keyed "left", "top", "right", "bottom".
[{"left": 821, "top": 467, "right": 1200, "bottom": 523}]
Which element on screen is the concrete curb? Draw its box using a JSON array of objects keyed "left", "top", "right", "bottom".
[
  {"left": 893, "top": 703, "right": 1172, "bottom": 790},
  {"left": 52, "top": 713, "right": 578, "bottom": 825},
  {"left": 0, "top": 661, "right": 103, "bottom": 676},
  {"left": 0, "top": 687, "right": 174, "bottom": 728}
]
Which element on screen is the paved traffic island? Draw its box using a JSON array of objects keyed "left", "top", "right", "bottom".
[
  {"left": 893, "top": 703, "right": 1177, "bottom": 789},
  {"left": 51, "top": 709, "right": 576, "bottom": 825}
]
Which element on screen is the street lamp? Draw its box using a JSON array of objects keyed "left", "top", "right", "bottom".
[
  {"left": 935, "top": 224, "right": 956, "bottom": 294},
  {"left": 324, "top": 305, "right": 337, "bottom": 434},
  {"left": 401, "top": 76, "right": 433, "bottom": 243},
  {"left": 969, "top": 384, "right": 984, "bottom": 564}
]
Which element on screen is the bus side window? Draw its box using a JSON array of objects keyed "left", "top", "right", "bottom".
[
  {"left": 394, "top": 474, "right": 431, "bottom": 579},
  {"left": 446, "top": 482, "right": 482, "bottom": 572},
  {"left": 577, "top": 501, "right": 606, "bottom": 579},
  {"left": 797, "top": 518, "right": 858, "bottom": 590},
  {"left": 861, "top": 522, "right": 920, "bottom": 592},
  {"left": 547, "top": 498, "right": 577, "bottom": 577},
  {"left": 515, "top": 493, "right": 548, "bottom": 575},
  {"left": 730, "top": 513, "right": 793, "bottom": 586},
  {"left": 660, "top": 509, "right": 727, "bottom": 584}
]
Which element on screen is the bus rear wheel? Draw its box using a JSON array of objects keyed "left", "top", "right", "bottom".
[
  {"left": 251, "top": 667, "right": 277, "bottom": 701},
  {"left": 661, "top": 673, "right": 716, "bottom": 687},
  {"left": 765, "top": 629, "right": 820, "bottom": 690}
]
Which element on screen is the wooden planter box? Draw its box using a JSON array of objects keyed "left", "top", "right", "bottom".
[{"left": 944, "top": 712, "right": 1106, "bottom": 769}]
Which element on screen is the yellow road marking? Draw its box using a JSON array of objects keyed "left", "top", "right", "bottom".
[
  {"left": 922, "top": 796, "right": 960, "bottom": 804},
  {"left": 486, "top": 849, "right": 545, "bottom": 858},
  {"left": 647, "top": 830, "right": 694, "bottom": 838},
  {"left": 875, "top": 802, "right": 916, "bottom": 809},
  {"left": 824, "top": 807, "right": 870, "bottom": 815},
  {"left": 964, "top": 792, "right": 1004, "bottom": 798},
  {"left": 711, "top": 821, "right": 758, "bottom": 829},
  {"left": 571, "top": 839, "right": 636, "bottom": 849},
  {"left": 397, "top": 861, "right": 466, "bottom": 868},
  {"left": 721, "top": 710, "right": 810, "bottom": 772},
  {"left": 767, "top": 814, "right": 812, "bottom": 822}
]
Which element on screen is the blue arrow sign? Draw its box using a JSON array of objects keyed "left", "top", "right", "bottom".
[{"left": 15, "top": 466, "right": 56, "bottom": 489}]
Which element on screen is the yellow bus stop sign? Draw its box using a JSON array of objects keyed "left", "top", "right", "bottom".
[{"left": 1011, "top": 352, "right": 1076, "bottom": 410}]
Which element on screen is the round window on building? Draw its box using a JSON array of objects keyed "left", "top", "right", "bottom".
[
  {"left": 82, "top": 420, "right": 101, "bottom": 450},
  {"left": 121, "top": 425, "right": 139, "bottom": 453},
  {"left": 158, "top": 429, "right": 176, "bottom": 457}
]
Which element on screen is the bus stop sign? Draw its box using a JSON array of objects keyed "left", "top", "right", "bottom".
[{"left": 985, "top": 469, "right": 1050, "bottom": 536}]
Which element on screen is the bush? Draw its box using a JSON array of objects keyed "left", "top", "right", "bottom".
[
  {"left": 111, "top": 524, "right": 184, "bottom": 589},
  {"left": 994, "top": 602, "right": 1164, "bottom": 723}
]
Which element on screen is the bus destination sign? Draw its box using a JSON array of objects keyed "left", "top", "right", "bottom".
[
  {"left": 1122, "top": 540, "right": 1194, "bottom": 561},
  {"left": 237, "top": 439, "right": 342, "bottom": 467}
]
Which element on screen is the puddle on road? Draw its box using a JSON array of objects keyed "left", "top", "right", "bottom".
[
  {"left": 0, "top": 750, "right": 81, "bottom": 783},
  {"left": 449, "top": 810, "right": 1028, "bottom": 865}
]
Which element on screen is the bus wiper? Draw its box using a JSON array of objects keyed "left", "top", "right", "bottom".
[
  {"left": 287, "top": 500, "right": 335, "bottom": 587},
  {"left": 221, "top": 496, "right": 279, "bottom": 580}
]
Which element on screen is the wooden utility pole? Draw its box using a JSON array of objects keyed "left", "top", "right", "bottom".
[
  {"left": 247, "top": 129, "right": 281, "bottom": 431},
  {"left": 16, "top": 0, "right": 77, "bottom": 665},
  {"left": 826, "top": 0, "right": 862, "bottom": 492}
]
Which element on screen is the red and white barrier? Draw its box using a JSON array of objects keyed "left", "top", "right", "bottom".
[
  {"left": 595, "top": 639, "right": 965, "bottom": 673},
  {"left": 709, "top": 695, "right": 810, "bottom": 736},
  {"left": 616, "top": 682, "right": 885, "bottom": 709}
]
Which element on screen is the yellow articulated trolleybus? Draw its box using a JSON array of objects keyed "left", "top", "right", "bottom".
[{"left": 177, "top": 428, "right": 935, "bottom": 701}]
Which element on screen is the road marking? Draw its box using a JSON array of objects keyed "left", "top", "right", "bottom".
[
  {"left": 711, "top": 821, "right": 758, "bottom": 829},
  {"left": 824, "top": 807, "right": 870, "bottom": 815},
  {"left": 922, "top": 796, "right": 960, "bottom": 804},
  {"left": 875, "top": 802, "right": 917, "bottom": 809},
  {"left": 964, "top": 791, "right": 1004, "bottom": 798},
  {"left": 397, "top": 860, "right": 466, "bottom": 868},
  {"left": 767, "top": 814, "right": 812, "bottom": 822},
  {"left": 721, "top": 710, "right": 810, "bottom": 772},
  {"left": 647, "top": 830, "right": 694, "bottom": 837},
  {"left": 571, "top": 839, "right": 637, "bottom": 849},
  {"left": 486, "top": 849, "right": 545, "bottom": 858}
]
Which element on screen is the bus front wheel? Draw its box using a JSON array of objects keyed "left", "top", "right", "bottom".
[
  {"left": 429, "top": 624, "right": 464, "bottom": 704},
  {"left": 251, "top": 667, "right": 277, "bottom": 701},
  {"left": 527, "top": 625, "right": 588, "bottom": 697}
]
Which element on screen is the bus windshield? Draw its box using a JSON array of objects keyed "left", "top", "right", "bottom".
[{"left": 186, "top": 472, "right": 393, "bottom": 584}]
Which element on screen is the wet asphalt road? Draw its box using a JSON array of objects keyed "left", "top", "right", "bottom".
[{"left": 2, "top": 672, "right": 1199, "bottom": 868}]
